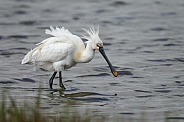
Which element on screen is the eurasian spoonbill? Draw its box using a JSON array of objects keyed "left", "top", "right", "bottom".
[{"left": 22, "top": 25, "right": 118, "bottom": 89}]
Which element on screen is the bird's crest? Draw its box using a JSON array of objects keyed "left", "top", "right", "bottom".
[
  {"left": 45, "top": 26, "right": 72, "bottom": 37},
  {"left": 82, "top": 25, "right": 100, "bottom": 41}
]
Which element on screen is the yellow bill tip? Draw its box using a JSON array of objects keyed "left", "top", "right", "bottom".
[{"left": 113, "top": 71, "right": 118, "bottom": 77}]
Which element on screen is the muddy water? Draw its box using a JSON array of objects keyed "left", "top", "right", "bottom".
[{"left": 0, "top": 0, "right": 184, "bottom": 121}]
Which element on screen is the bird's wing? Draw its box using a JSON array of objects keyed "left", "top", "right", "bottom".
[
  {"left": 31, "top": 40, "right": 74, "bottom": 62},
  {"left": 22, "top": 26, "right": 79, "bottom": 64},
  {"left": 22, "top": 37, "right": 75, "bottom": 64}
]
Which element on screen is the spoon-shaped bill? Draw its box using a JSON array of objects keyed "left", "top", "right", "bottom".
[{"left": 99, "top": 47, "right": 118, "bottom": 77}]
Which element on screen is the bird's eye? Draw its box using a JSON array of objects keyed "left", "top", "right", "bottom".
[{"left": 96, "top": 43, "right": 103, "bottom": 47}]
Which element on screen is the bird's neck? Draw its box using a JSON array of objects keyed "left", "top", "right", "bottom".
[{"left": 76, "top": 41, "right": 95, "bottom": 63}]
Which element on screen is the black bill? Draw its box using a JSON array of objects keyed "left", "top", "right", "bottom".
[{"left": 99, "top": 47, "right": 118, "bottom": 77}]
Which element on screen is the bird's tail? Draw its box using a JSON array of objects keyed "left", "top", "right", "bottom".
[{"left": 21, "top": 50, "right": 33, "bottom": 64}]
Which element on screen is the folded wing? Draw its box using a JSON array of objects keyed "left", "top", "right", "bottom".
[{"left": 22, "top": 37, "right": 74, "bottom": 64}]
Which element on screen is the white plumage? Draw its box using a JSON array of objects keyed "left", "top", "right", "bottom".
[
  {"left": 22, "top": 26, "right": 85, "bottom": 71},
  {"left": 22, "top": 25, "right": 118, "bottom": 89}
]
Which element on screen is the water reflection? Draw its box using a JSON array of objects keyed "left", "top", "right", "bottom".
[{"left": 49, "top": 88, "right": 110, "bottom": 102}]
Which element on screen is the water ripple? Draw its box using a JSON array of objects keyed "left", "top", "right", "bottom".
[
  {"left": 13, "top": 78, "right": 37, "bottom": 83},
  {"left": 76, "top": 73, "right": 110, "bottom": 78},
  {"left": 0, "top": 81, "right": 17, "bottom": 84}
]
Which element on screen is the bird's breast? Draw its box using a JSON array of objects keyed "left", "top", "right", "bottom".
[
  {"left": 76, "top": 51, "right": 82, "bottom": 60},
  {"left": 73, "top": 48, "right": 85, "bottom": 62}
]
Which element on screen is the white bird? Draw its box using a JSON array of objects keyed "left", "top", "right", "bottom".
[{"left": 22, "top": 25, "right": 118, "bottom": 89}]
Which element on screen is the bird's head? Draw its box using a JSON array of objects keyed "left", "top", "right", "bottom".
[
  {"left": 82, "top": 25, "right": 103, "bottom": 50},
  {"left": 82, "top": 25, "right": 118, "bottom": 77},
  {"left": 91, "top": 34, "right": 103, "bottom": 50}
]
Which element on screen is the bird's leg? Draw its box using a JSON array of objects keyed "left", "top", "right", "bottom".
[
  {"left": 59, "top": 71, "right": 66, "bottom": 89},
  {"left": 49, "top": 72, "right": 57, "bottom": 89}
]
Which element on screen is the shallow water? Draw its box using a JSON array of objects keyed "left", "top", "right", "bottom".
[{"left": 0, "top": 0, "right": 184, "bottom": 121}]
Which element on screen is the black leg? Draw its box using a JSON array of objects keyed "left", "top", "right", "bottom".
[
  {"left": 49, "top": 72, "right": 57, "bottom": 89},
  {"left": 59, "top": 71, "right": 66, "bottom": 89}
]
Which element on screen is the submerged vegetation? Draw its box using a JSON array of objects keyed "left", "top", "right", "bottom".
[{"left": 0, "top": 89, "right": 103, "bottom": 122}]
